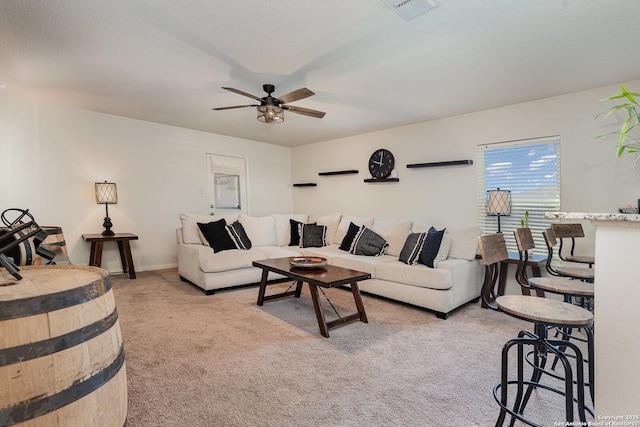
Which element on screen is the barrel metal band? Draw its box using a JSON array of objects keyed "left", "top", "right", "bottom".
[
  {"left": 0, "top": 308, "right": 119, "bottom": 366},
  {"left": 0, "top": 345, "right": 126, "bottom": 425},
  {"left": 0, "top": 275, "right": 112, "bottom": 320}
]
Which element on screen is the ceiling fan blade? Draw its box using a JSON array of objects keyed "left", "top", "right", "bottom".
[
  {"left": 282, "top": 105, "right": 326, "bottom": 119},
  {"left": 278, "top": 88, "right": 315, "bottom": 104},
  {"left": 212, "top": 104, "right": 259, "bottom": 111},
  {"left": 221, "top": 87, "right": 262, "bottom": 102}
]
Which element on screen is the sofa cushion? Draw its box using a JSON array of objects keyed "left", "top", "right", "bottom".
[
  {"left": 339, "top": 222, "right": 361, "bottom": 251},
  {"left": 372, "top": 217, "right": 413, "bottom": 257},
  {"left": 255, "top": 245, "right": 303, "bottom": 259},
  {"left": 446, "top": 226, "right": 481, "bottom": 260},
  {"left": 332, "top": 253, "right": 396, "bottom": 276},
  {"left": 419, "top": 228, "right": 450, "bottom": 268},
  {"left": 238, "top": 215, "right": 278, "bottom": 247},
  {"left": 399, "top": 232, "right": 427, "bottom": 265},
  {"left": 273, "top": 214, "right": 308, "bottom": 246},
  {"left": 308, "top": 213, "right": 341, "bottom": 245},
  {"left": 299, "top": 223, "right": 327, "bottom": 248},
  {"left": 180, "top": 213, "right": 239, "bottom": 244},
  {"left": 376, "top": 261, "right": 452, "bottom": 290},
  {"left": 226, "top": 221, "right": 252, "bottom": 250},
  {"left": 198, "top": 247, "right": 266, "bottom": 273},
  {"left": 334, "top": 215, "right": 374, "bottom": 244},
  {"left": 197, "top": 220, "right": 237, "bottom": 253},
  {"left": 350, "top": 226, "right": 388, "bottom": 256},
  {"left": 411, "top": 221, "right": 434, "bottom": 234}
]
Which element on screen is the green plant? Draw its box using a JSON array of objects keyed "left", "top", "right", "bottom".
[
  {"left": 595, "top": 84, "right": 640, "bottom": 168},
  {"left": 520, "top": 211, "right": 529, "bottom": 228}
]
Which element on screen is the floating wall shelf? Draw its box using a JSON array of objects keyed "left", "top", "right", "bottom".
[
  {"left": 406, "top": 160, "right": 473, "bottom": 169},
  {"left": 318, "top": 170, "right": 359, "bottom": 176},
  {"left": 293, "top": 183, "right": 317, "bottom": 187},
  {"left": 364, "top": 178, "right": 400, "bottom": 183}
]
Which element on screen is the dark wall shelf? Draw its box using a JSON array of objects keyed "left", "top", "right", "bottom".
[
  {"left": 364, "top": 178, "right": 400, "bottom": 183},
  {"left": 406, "top": 160, "right": 473, "bottom": 169},
  {"left": 318, "top": 170, "right": 359, "bottom": 176},
  {"left": 293, "top": 183, "right": 317, "bottom": 187}
]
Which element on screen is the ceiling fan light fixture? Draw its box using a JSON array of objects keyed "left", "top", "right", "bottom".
[
  {"left": 257, "top": 105, "right": 284, "bottom": 123},
  {"left": 380, "top": 0, "right": 441, "bottom": 21}
]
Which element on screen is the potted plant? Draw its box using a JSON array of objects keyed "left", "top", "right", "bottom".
[{"left": 594, "top": 84, "right": 640, "bottom": 168}]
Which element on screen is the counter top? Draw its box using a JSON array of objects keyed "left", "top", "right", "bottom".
[{"left": 545, "top": 212, "right": 640, "bottom": 222}]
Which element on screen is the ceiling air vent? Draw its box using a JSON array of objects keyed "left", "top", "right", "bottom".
[{"left": 380, "top": 0, "right": 442, "bottom": 21}]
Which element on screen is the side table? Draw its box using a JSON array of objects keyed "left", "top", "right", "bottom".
[
  {"left": 82, "top": 233, "right": 139, "bottom": 279},
  {"left": 479, "top": 251, "right": 547, "bottom": 308}
]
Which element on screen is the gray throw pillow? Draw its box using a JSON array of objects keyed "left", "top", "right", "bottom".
[
  {"left": 298, "top": 223, "right": 327, "bottom": 248},
  {"left": 350, "top": 226, "right": 388, "bottom": 256},
  {"left": 399, "top": 232, "right": 427, "bottom": 265}
]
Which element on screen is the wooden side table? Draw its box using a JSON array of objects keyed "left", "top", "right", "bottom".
[
  {"left": 82, "top": 233, "right": 139, "bottom": 279},
  {"left": 479, "top": 251, "right": 547, "bottom": 308}
]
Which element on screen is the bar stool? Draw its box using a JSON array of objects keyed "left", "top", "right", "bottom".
[
  {"left": 478, "top": 233, "right": 594, "bottom": 426},
  {"left": 542, "top": 228, "right": 594, "bottom": 282},
  {"left": 551, "top": 223, "right": 595, "bottom": 267},
  {"left": 514, "top": 227, "right": 595, "bottom": 405}
]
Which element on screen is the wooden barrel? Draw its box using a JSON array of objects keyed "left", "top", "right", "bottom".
[
  {"left": 0, "top": 227, "right": 36, "bottom": 266},
  {"left": 0, "top": 265, "right": 127, "bottom": 426},
  {"left": 0, "top": 226, "right": 70, "bottom": 266},
  {"left": 33, "top": 226, "right": 71, "bottom": 265}
]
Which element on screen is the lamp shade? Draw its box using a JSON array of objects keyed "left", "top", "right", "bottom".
[
  {"left": 257, "top": 105, "right": 284, "bottom": 123},
  {"left": 486, "top": 189, "right": 511, "bottom": 216},
  {"left": 95, "top": 182, "right": 118, "bottom": 204}
]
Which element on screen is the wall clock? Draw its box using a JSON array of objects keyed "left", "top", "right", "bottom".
[{"left": 368, "top": 149, "right": 395, "bottom": 179}]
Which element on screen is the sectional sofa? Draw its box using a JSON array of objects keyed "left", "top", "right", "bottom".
[{"left": 176, "top": 213, "right": 482, "bottom": 319}]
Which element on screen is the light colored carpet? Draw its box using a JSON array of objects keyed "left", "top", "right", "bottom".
[{"left": 111, "top": 269, "right": 592, "bottom": 427}]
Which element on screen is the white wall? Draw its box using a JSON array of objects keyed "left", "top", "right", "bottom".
[
  {"left": 292, "top": 80, "right": 640, "bottom": 256},
  {"left": 1, "top": 93, "right": 293, "bottom": 273}
]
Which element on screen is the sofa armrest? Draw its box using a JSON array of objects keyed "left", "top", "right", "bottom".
[{"left": 176, "top": 228, "right": 185, "bottom": 244}]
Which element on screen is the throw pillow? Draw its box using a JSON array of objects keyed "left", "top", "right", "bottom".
[
  {"left": 350, "top": 226, "right": 388, "bottom": 256},
  {"left": 226, "top": 221, "right": 252, "bottom": 250},
  {"left": 399, "top": 232, "right": 427, "bottom": 265},
  {"left": 339, "top": 222, "right": 361, "bottom": 251},
  {"left": 298, "top": 223, "right": 327, "bottom": 248},
  {"left": 289, "top": 219, "right": 315, "bottom": 246},
  {"left": 197, "top": 219, "right": 237, "bottom": 253},
  {"left": 419, "top": 227, "right": 447, "bottom": 268}
]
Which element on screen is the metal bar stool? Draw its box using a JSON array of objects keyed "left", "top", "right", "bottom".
[
  {"left": 542, "top": 228, "right": 594, "bottom": 282},
  {"left": 514, "top": 227, "right": 595, "bottom": 406},
  {"left": 478, "top": 233, "right": 594, "bottom": 426},
  {"left": 551, "top": 223, "right": 595, "bottom": 267}
]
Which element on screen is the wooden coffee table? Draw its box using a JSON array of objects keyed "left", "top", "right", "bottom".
[{"left": 253, "top": 258, "right": 371, "bottom": 338}]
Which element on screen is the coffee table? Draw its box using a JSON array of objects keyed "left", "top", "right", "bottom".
[{"left": 253, "top": 258, "right": 371, "bottom": 338}]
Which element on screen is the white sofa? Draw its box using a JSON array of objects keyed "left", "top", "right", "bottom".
[{"left": 176, "top": 213, "right": 482, "bottom": 319}]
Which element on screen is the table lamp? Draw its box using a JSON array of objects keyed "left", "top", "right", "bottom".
[
  {"left": 486, "top": 188, "right": 511, "bottom": 233},
  {"left": 95, "top": 181, "right": 117, "bottom": 236}
]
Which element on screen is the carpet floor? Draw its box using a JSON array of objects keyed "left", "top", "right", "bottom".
[{"left": 111, "top": 268, "right": 593, "bottom": 427}]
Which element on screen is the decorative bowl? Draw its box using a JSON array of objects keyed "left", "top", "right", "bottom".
[{"left": 288, "top": 256, "right": 327, "bottom": 269}]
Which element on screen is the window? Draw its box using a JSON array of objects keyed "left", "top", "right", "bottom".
[
  {"left": 477, "top": 136, "right": 560, "bottom": 255},
  {"left": 207, "top": 154, "right": 248, "bottom": 214}
]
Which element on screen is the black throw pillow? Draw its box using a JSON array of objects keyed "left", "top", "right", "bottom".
[
  {"left": 289, "top": 219, "right": 306, "bottom": 246},
  {"left": 399, "top": 232, "right": 427, "bottom": 265},
  {"left": 226, "top": 221, "right": 252, "bottom": 250},
  {"left": 198, "top": 219, "right": 237, "bottom": 253},
  {"left": 419, "top": 227, "right": 446, "bottom": 268},
  {"left": 350, "top": 226, "right": 388, "bottom": 256},
  {"left": 298, "top": 223, "right": 327, "bottom": 248},
  {"left": 339, "top": 222, "right": 361, "bottom": 251}
]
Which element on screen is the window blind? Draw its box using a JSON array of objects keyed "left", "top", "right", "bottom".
[{"left": 477, "top": 136, "right": 561, "bottom": 255}]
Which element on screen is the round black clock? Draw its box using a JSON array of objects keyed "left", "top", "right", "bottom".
[{"left": 368, "top": 149, "right": 395, "bottom": 179}]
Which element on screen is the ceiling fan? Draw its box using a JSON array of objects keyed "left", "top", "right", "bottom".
[{"left": 213, "top": 84, "right": 326, "bottom": 123}]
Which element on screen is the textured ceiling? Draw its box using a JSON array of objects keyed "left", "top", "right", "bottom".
[{"left": 1, "top": 0, "right": 640, "bottom": 147}]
